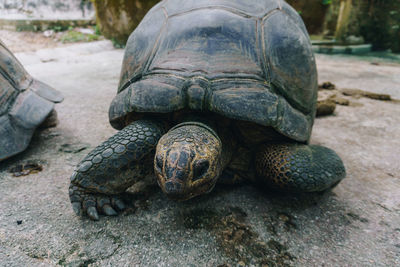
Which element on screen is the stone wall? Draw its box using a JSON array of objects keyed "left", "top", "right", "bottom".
[
  {"left": 92, "top": 0, "right": 160, "bottom": 46},
  {"left": 0, "top": 0, "right": 94, "bottom": 20},
  {"left": 286, "top": 0, "right": 331, "bottom": 35}
]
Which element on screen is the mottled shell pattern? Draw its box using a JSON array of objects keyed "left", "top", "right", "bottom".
[{"left": 109, "top": 0, "right": 318, "bottom": 143}]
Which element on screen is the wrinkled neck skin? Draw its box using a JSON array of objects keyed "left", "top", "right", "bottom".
[{"left": 154, "top": 118, "right": 226, "bottom": 201}]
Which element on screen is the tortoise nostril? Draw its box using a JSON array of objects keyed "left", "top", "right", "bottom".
[{"left": 193, "top": 160, "right": 210, "bottom": 181}]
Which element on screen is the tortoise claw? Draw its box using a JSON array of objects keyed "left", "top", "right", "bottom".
[
  {"left": 71, "top": 202, "right": 82, "bottom": 216},
  {"left": 113, "top": 198, "right": 126, "bottom": 211},
  {"left": 103, "top": 204, "right": 117, "bottom": 216},
  {"left": 87, "top": 206, "right": 99, "bottom": 221},
  {"left": 69, "top": 184, "right": 126, "bottom": 221}
]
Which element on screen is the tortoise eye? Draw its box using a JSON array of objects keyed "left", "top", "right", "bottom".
[{"left": 193, "top": 160, "right": 209, "bottom": 181}]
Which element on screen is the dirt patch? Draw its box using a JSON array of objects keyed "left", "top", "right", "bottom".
[
  {"left": 341, "top": 88, "right": 392, "bottom": 101},
  {"left": 316, "top": 99, "right": 336, "bottom": 117},
  {"left": 0, "top": 28, "right": 102, "bottom": 53},
  {"left": 0, "top": 30, "right": 66, "bottom": 52},
  {"left": 59, "top": 143, "right": 90, "bottom": 154},
  {"left": 9, "top": 161, "right": 43, "bottom": 177},
  {"left": 316, "top": 81, "right": 398, "bottom": 117},
  {"left": 183, "top": 207, "right": 295, "bottom": 266},
  {"left": 319, "top": 81, "right": 336, "bottom": 90}
]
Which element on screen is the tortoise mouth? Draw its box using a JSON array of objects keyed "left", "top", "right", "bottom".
[
  {"left": 159, "top": 177, "right": 217, "bottom": 201},
  {"left": 155, "top": 165, "right": 218, "bottom": 201}
]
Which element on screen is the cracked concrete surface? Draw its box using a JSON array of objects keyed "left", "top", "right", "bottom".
[{"left": 0, "top": 41, "right": 399, "bottom": 266}]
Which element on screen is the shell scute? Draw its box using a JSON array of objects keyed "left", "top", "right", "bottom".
[
  {"left": 0, "top": 41, "right": 63, "bottom": 161},
  {"left": 111, "top": 0, "right": 318, "bottom": 143}
]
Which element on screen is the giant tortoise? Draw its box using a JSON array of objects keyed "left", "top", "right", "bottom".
[
  {"left": 69, "top": 0, "right": 346, "bottom": 220},
  {"left": 0, "top": 40, "right": 63, "bottom": 161}
]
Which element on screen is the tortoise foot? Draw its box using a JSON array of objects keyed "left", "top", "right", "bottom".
[
  {"left": 69, "top": 184, "right": 126, "bottom": 221},
  {"left": 68, "top": 120, "right": 166, "bottom": 220},
  {"left": 256, "top": 143, "right": 346, "bottom": 192}
]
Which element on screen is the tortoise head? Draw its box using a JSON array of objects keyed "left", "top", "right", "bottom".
[{"left": 154, "top": 122, "right": 222, "bottom": 201}]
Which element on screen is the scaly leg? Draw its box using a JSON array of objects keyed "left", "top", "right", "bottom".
[
  {"left": 69, "top": 120, "right": 166, "bottom": 220},
  {"left": 255, "top": 143, "right": 346, "bottom": 192}
]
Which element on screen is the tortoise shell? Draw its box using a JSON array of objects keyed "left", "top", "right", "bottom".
[
  {"left": 109, "top": 0, "right": 317, "bottom": 143},
  {"left": 0, "top": 40, "right": 63, "bottom": 161}
]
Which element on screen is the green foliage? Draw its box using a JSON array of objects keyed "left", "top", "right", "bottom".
[
  {"left": 322, "top": 0, "right": 332, "bottom": 5},
  {"left": 94, "top": 25, "right": 101, "bottom": 36},
  {"left": 50, "top": 25, "right": 69, "bottom": 32},
  {"left": 60, "top": 30, "right": 100, "bottom": 43},
  {"left": 356, "top": 1, "right": 400, "bottom": 52},
  {"left": 111, "top": 38, "right": 126, "bottom": 49}
]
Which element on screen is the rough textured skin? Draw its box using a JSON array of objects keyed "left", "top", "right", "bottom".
[
  {"left": 0, "top": 40, "right": 63, "bottom": 161},
  {"left": 155, "top": 122, "right": 224, "bottom": 200},
  {"left": 255, "top": 143, "right": 346, "bottom": 192},
  {"left": 69, "top": 120, "right": 165, "bottom": 220},
  {"left": 109, "top": 0, "right": 317, "bottom": 143}
]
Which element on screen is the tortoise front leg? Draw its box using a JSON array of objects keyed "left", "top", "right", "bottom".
[
  {"left": 69, "top": 120, "right": 166, "bottom": 220},
  {"left": 255, "top": 143, "right": 346, "bottom": 192}
]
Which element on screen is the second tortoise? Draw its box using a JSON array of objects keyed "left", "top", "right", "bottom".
[{"left": 0, "top": 40, "right": 63, "bottom": 161}]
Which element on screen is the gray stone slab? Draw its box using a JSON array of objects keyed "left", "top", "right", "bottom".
[{"left": 0, "top": 0, "right": 94, "bottom": 20}]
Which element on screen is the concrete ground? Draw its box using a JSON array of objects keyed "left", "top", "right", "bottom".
[
  {"left": 0, "top": 30, "right": 74, "bottom": 52},
  {"left": 0, "top": 40, "right": 399, "bottom": 266}
]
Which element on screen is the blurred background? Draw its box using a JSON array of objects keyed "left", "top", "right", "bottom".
[{"left": 0, "top": 0, "right": 399, "bottom": 53}]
